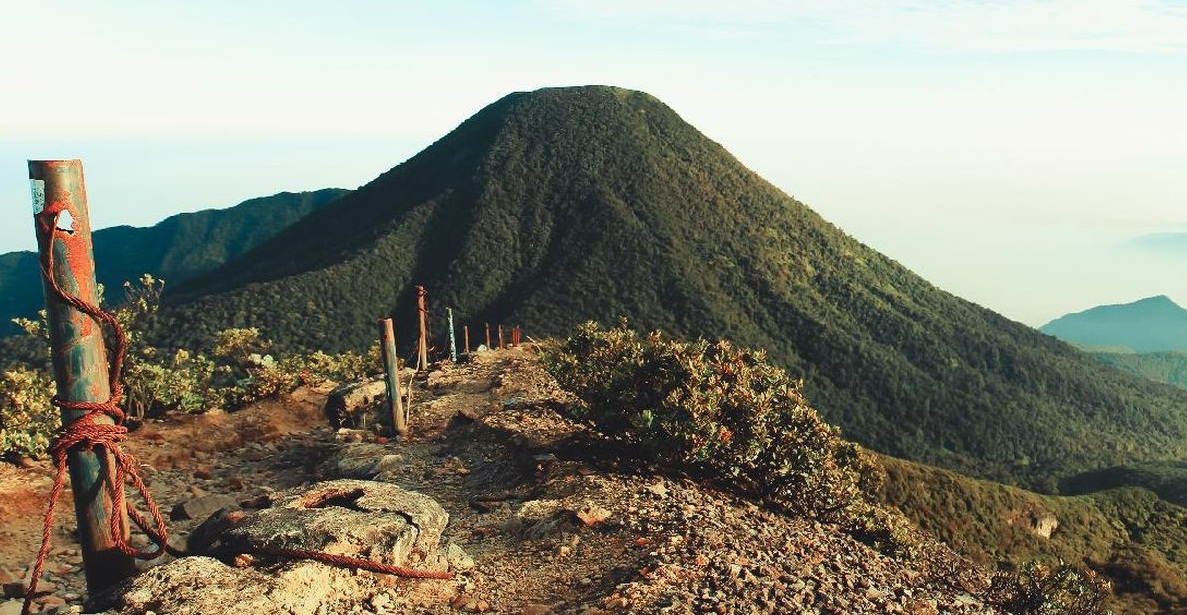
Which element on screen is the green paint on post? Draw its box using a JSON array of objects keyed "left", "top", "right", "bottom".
[{"left": 29, "top": 160, "right": 136, "bottom": 595}]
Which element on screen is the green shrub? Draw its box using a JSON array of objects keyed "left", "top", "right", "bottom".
[
  {"left": 986, "top": 561, "right": 1112, "bottom": 615},
  {"left": 542, "top": 321, "right": 878, "bottom": 518},
  {"left": 0, "top": 366, "right": 58, "bottom": 459}
]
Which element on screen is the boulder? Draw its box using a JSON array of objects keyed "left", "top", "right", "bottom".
[
  {"left": 198, "top": 479, "right": 450, "bottom": 570},
  {"left": 108, "top": 555, "right": 360, "bottom": 615},
  {"left": 324, "top": 377, "right": 388, "bottom": 428}
]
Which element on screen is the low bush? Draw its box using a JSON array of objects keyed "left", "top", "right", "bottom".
[
  {"left": 542, "top": 320, "right": 879, "bottom": 519},
  {"left": 0, "top": 366, "right": 57, "bottom": 460},
  {"left": 986, "top": 561, "right": 1112, "bottom": 615}
]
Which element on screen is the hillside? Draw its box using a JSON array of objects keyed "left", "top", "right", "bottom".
[
  {"left": 1040, "top": 295, "right": 1187, "bottom": 353},
  {"left": 881, "top": 455, "right": 1187, "bottom": 614},
  {"left": 0, "top": 188, "right": 347, "bottom": 334},
  {"left": 1092, "top": 350, "right": 1187, "bottom": 389},
  {"left": 0, "top": 349, "right": 1014, "bottom": 615},
  {"left": 157, "top": 85, "right": 1187, "bottom": 490}
]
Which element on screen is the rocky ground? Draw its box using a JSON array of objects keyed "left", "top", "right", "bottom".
[{"left": 0, "top": 347, "right": 1004, "bottom": 614}]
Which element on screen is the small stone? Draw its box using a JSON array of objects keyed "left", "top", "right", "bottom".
[
  {"left": 193, "top": 467, "right": 213, "bottom": 480},
  {"left": 0, "top": 600, "right": 23, "bottom": 615},
  {"left": 645, "top": 482, "right": 668, "bottom": 498},
  {"left": 521, "top": 604, "right": 552, "bottom": 615},
  {"left": 575, "top": 503, "right": 611, "bottom": 526},
  {"left": 34, "top": 595, "right": 65, "bottom": 609},
  {"left": 475, "top": 599, "right": 490, "bottom": 612},
  {"left": 370, "top": 593, "right": 392, "bottom": 610},
  {"left": 2, "top": 582, "right": 26, "bottom": 599}
]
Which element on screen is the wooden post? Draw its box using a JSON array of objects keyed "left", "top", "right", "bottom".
[
  {"left": 463, "top": 325, "right": 470, "bottom": 354},
  {"left": 29, "top": 160, "right": 137, "bottom": 594},
  {"left": 446, "top": 308, "right": 457, "bottom": 363},
  {"left": 498, "top": 325, "right": 505, "bottom": 350},
  {"left": 484, "top": 322, "right": 491, "bottom": 349},
  {"left": 415, "top": 285, "right": 428, "bottom": 371},
  {"left": 378, "top": 318, "right": 406, "bottom": 437}
]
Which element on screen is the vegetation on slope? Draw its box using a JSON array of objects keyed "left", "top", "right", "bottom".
[
  {"left": 0, "top": 276, "right": 374, "bottom": 460},
  {"left": 0, "top": 188, "right": 347, "bottom": 335},
  {"left": 881, "top": 455, "right": 1187, "bottom": 614},
  {"left": 544, "top": 322, "right": 1111, "bottom": 615},
  {"left": 1092, "top": 350, "right": 1187, "bottom": 389},
  {"left": 149, "top": 86, "right": 1187, "bottom": 492}
]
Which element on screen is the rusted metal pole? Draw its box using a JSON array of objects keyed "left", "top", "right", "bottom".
[
  {"left": 29, "top": 160, "right": 136, "bottom": 594},
  {"left": 378, "top": 318, "right": 406, "bottom": 437},
  {"left": 446, "top": 308, "right": 457, "bottom": 363},
  {"left": 484, "top": 323, "right": 491, "bottom": 349},
  {"left": 463, "top": 325, "right": 470, "bottom": 354},
  {"left": 415, "top": 285, "right": 428, "bottom": 371},
  {"left": 498, "top": 325, "right": 505, "bottom": 350}
]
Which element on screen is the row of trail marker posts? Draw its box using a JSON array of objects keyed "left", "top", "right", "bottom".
[{"left": 375, "top": 284, "right": 528, "bottom": 439}]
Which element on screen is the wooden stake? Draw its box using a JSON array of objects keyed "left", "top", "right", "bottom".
[
  {"left": 378, "top": 318, "right": 406, "bottom": 437},
  {"left": 485, "top": 322, "right": 491, "bottom": 349},
  {"left": 464, "top": 325, "right": 470, "bottom": 354},
  {"left": 446, "top": 308, "right": 457, "bottom": 363},
  {"left": 29, "top": 160, "right": 136, "bottom": 594},
  {"left": 416, "top": 285, "right": 428, "bottom": 371},
  {"left": 498, "top": 325, "right": 505, "bottom": 350}
]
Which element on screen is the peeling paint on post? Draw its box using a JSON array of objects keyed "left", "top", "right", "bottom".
[
  {"left": 378, "top": 318, "right": 406, "bottom": 437},
  {"left": 28, "top": 160, "right": 136, "bottom": 594},
  {"left": 416, "top": 285, "right": 428, "bottom": 371},
  {"left": 498, "top": 325, "right": 505, "bottom": 350},
  {"left": 446, "top": 308, "right": 457, "bottom": 363}
]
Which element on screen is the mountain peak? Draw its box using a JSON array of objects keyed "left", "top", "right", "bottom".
[
  {"left": 1040, "top": 295, "right": 1187, "bottom": 352},
  {"left": 159, "top": 86, "right": 1187, "bottom": 493}
]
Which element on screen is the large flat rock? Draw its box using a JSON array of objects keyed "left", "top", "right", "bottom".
[{"left": 201, "top": 479, "right": 449, "bottom": 569}]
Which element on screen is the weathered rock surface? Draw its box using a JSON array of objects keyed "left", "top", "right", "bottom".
[
  {"left": 199, "top": 479, "right": 450, "bottom": 570},
  {"left": 170, "top": 493, "right": 240, "bottom": 521},
  {"left": 109, "top": 556, "right": 361, "bottom": 615},
  {"left": 324, "top": 377, "right": 389, "bottom": 428}
]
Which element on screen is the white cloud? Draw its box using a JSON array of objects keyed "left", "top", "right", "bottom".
[{"left": 542, "top": 0, "right": 1187, "bottom": 53}]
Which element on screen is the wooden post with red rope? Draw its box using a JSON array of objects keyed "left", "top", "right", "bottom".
[
  {"left": 463, "top": 325, "right": 470, "bottom": 354},
  {"left": 28, "top": 160, "right": 137, "bottom": 595},
  {"left": 378, "top": 318, "right": 407, "bottom": 437}
]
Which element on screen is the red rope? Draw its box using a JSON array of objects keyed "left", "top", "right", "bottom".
[
  {"left": 25, "top": 217, "right": 450, "bottom": 615},
  {"left": 253, "top": 546, "right": 454, "bottom": 579}
]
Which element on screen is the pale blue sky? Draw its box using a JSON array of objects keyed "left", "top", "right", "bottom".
[{"left": 2, "top": 0, "right": 1185, "bottom": 326}]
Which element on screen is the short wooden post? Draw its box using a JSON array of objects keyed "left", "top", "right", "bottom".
[
  {"left": 29, "top": 160, "right": 137, "bottom": 594},
  {"left": 416, "top": 285, "right": 428, "bottom": 371},
  {"left": 446, "top": 308, "right": 457, "bottom": 363},
  {"left": 498, "top": 325, "right": 505, "bottom": 350},
  {"left": 378, "top": 318, "right": 406, "bottom": 437},
  {"left": 485, "top": 322, "right": 491, "bottom": 349},
  {"left": 463, "top": 325, "right": 470, "bottom": 354}
]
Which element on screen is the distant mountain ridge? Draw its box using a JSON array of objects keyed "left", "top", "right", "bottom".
[
  {"left": 0, "top": 188, "right": 348, "bottom": 334},
  {"left": 156, "top": 85, "right": 1187, "bottom": 491},
  {"left": 1040, "top": 295, "right": 1187, "bottom": 352}
]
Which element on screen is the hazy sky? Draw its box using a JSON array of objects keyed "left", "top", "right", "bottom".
[{"left": 2, "top": 0, "right": 1185, "bottom": 326}]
